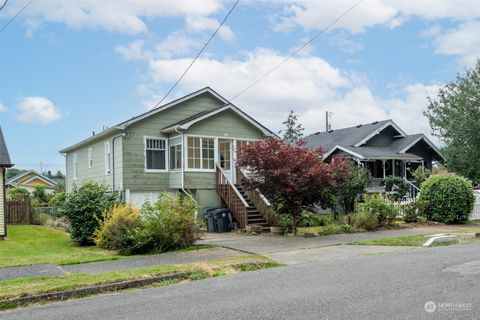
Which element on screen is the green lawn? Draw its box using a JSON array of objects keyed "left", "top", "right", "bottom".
[
  {"left": 0, "top": 225, "right": 121, "bottom": 268},
  {"left": 350, "top": 234, "right": 430, "bottom": 246},
  {"left": 0, "top": 255, "right": 280, "bottom": 307}
]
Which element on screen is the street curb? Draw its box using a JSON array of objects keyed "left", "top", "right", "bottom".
[{"left": 0, "top": 271, "right": 193, "bottom": 308}]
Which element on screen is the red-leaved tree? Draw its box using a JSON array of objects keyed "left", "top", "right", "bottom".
[{"left": 237, "top": 136, "right": 349, "bottom": 235}]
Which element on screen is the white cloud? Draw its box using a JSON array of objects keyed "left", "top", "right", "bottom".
[
  {"left": 186, "top": 17, "right": 235, "bottom": 41},
  {"left": 154, "top": 33, "right": 201, "bottom": 59},
  {"left": 6, "top": 0, "right": 223, "bottom": 35},
  {"left": 138, "top": 48, "right": 437, "bottom": 139},
  {"left": 0, "top": 103, "right": 6, "bottom": 112},
  {"left": 16, "top": 97, "right": 61, "bottom": 124},
  {"left": 115, "top": 39, "right": 149, "bottom": 61},
  {"left": 432, "top": 20, "right": 480, "bottom": 65}
]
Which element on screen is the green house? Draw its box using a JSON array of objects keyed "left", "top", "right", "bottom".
[
  {"left": 0, "top": 126, "right": 13, "bottom": 239},
  {"left": 60, "top": 87, "right": 274, "bottom": 226}
]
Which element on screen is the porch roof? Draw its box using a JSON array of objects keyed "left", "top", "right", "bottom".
[{"left": 325, "top": 145, "right": 423, "bottom": 161}]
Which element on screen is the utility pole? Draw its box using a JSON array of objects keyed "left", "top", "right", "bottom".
[{"left": 325, "top": 111, "right": 333, "bottom": 131}]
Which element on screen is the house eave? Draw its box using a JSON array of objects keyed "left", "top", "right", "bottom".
[{"left": 353, "top": 120, "right": 407, "bottom": 147}]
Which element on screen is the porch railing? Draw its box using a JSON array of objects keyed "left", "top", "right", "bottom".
[
  {"left": 404, "top": 179, "right": 421, "bottom": 200},
  {"left": 236, "top": 166, "right": 271, "bottom": 225},
  {"left": 216, "top": 163, "right": 249, "bottom": 228}
]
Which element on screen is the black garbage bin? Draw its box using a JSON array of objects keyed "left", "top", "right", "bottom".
[
  {"left": 212, "top": 208, "right": 231, "bottom": 233},
  {"left": 204, "top": 210, "right": 216, "bottom": 232}
]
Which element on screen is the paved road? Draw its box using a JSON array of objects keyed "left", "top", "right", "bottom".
[{"left": 3, "top": 241, "right": 480, "bottom": 320}]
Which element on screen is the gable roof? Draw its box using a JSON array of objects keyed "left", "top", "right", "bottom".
[
  {"left": 0, "top": 126, "right": 13, "bottom": 167},
  {"left": 7, "top": 170, "right": 58, "bottom": 188},
  {"left": 306, "top": 119, "right": 444, "bottom": 161},
  {"left": 60, "top": 87, "right": 272, "bottom": 153},
  {"left": 161, "top": 104, "right": 273, "bottom": 136},
  {"left": 305, "top": 120, "right": 398, "bottom": 151}
]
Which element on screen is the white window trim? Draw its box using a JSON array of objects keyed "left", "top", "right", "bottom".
[
  {"left": 72, "top": 153, "right": 78, "bottom": 180},
  {"left": 169, "top": 143, "right": 183, "bottom": 171},
  {"left": 88, "top": 147, "right": 93, "bottom": 169},
  {"left": 105, "top": 141, "right": 111, "bottom": 175},
  {"left": 185, "top": 136, "right": 216, "bottom": 172},
  {"left": 144, "top": 136, "right": 168, "bottom": 173}
]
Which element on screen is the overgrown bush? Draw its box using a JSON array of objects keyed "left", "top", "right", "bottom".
[
  {"left": 32, "top": 212, "right": 49, "bottom": 225},
  {"left": 382, "top": 176, "right": 409, "bottom": 200},
  {"left": 410, "top": 167, "right": 432, "bottom": 185},
  {"left": 401, "top": 199, "right": 429, "bottom": 223},
  {"left": 48, "top": 192, "right": 67, "bottom": 217},
  {"left": 298, "top": 213, "right": 332, "bottom": 227},
  {"left": 32, "top": 186, "right": 51, "bottom": 206},
  {"left": 352, "top": 195, "right": 399, "bottom": 230},
  {"left": 419, "top": 174, "right": 475, "bottom": 223},
  {"left": 133, "top": 193, "right": 203, "bottom": 253},
  {"left": 335, "top": 163, "right": 371, "bottom": 213},
  {"left": 7, "top": 188, "right": 30, "bottom": 200},
  {"left": 94, "top": 205, "right": 142, "bottom": 255},
  {"left": 63, "top": 182, "right": 118, "bottom": 245}
]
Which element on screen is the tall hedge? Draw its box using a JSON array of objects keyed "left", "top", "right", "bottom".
[
  {"left": 419, "top": 175, "right": 475, "bottom": 223},
  {"left": 64, "top": 182, "right": 118, "bottom": 245}
]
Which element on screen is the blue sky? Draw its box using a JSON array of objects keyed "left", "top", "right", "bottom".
[{"left": 1, "top": 0, "right": 479, "bottom": 173}]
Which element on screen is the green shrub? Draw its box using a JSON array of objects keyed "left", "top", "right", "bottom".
[
  {"left": 340, "top": 224, "right": 354, "bottom": 233},
  {"left": 94, "top": 205, "right": 142, "bottom": 255},
  {"left": 401, "top": 199, "right": 429, "bottom": 223},
  {"left": 352, "top": 195, "right": 400, "bottom": 230},
  {"left": 410, "top": 167, "right": 432, "bottom": 185},
  {"left": 133, "top": 193, "right": 203, "bottom": 253},
  {"left": 382, "top": 176, "right": 409, "bottom": 200},
  {"left": 298, "top": 213, "right": 332, "bottom": 227},
  {"left": 63, "top": 182, "right": 118, "bottom": 245},
  {"left": 48, "top": 192, "right": 67, "bottom": 217},
  {"left": 7, "top": 188, "right": 30, "bottom": 200},
  {"left": 419, "top": 174, "right": 475, "bottom": 223},
  {"left": 32, "top": 212, "right": 49, "bottom": 225},
  {"left": 32, "top": 186, "right": 51, "bottom": 206}
]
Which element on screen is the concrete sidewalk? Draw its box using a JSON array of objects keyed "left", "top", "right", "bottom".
[
  {"left": 199, "top": 225, "right": 479, "bottom": 264},
  {"left": 0, "top": 247, "right": 244, "bottom": 281}
]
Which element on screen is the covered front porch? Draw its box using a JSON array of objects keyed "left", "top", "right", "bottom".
[{"left": 361, "top": 159, "right": 426, "bottom": 180}]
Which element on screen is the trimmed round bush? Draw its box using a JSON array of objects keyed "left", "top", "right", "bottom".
[{"left": 419, "top": 174, "right": 475, "bottom": 223}]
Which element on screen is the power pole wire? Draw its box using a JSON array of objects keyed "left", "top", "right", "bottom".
[
  {"left": 0, "top": 0, "right": 8, "bottom": 11},
  {"left": 229, "top": 0, "right": 363, "bottom": 101},
  {"left": 0, "top": 0, "right": 33, "bottom": 32},
  {"left": 151, "top": 0, "right": 240, "bottom": 110}
]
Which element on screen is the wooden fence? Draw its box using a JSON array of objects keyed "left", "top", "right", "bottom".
[{"left": 6, "top": 199, "right": 31, "bottom": 224}]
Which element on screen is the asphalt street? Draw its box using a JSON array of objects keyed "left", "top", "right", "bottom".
[{"left": 2, "top": 241, "right": 479, "bottom": 320}]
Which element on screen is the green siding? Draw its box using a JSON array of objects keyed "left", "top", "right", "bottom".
[
  {"left": 184, "top": 172, "right": 216, "bottom": 189},
  {"left": 66, "top": 135, "right": 123, "bottom": 192},
  {"left": 185, "top": 109, "right": 265, "bottom": 139},
  {"left": 122, "top": 93, "right": 224, "bottom": 191},
  {"left": 195, "top": 189, "right": 222, "bottom": 213},
  {"left": 169, "top": 171, "right": 182, "bottom": 189}
]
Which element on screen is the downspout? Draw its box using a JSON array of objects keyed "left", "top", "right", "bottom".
[{"left": 111, "top": 133, "right": 126, "bottom": 194}]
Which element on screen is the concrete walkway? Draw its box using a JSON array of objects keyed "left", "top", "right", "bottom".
[
  {"left": 0, "top": 247, "right": 244, "bottom": 281},
  {"left": 200, "top": 225, "right": 480, "bottom": 264}
]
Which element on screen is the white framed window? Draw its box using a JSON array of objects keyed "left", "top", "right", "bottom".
[
  {"left": 73, "top": 153, "right": 78, "bottom": 180},
  {"left": 105, "top": 141, "right": 111, "bottom": 175},
  {"left": 145, "top": 137, "right": 167, "bottom": 172},
  {"left": 169, "top": 144, "right": 182, "bottom": 170},
  {"left": 187, "top": 137, "right": 214, "bottom": 170},
  {"left": 88, "top": 147, "right": 93, "bottom": 169}
]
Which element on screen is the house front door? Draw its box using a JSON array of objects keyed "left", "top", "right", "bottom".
[{"left": 218, "top": 139, "right": 234, "bottom": 183}]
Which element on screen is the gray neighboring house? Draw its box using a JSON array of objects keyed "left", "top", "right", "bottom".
[
  {"left": 0, "top": 127, "right": 13, "bottom": 239},
  {"left": 305, "top": 119, "right": 444, "bottom": 186}
]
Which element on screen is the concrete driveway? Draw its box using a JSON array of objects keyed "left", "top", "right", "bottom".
[{"left": 200, "top": 225, "right": 478, "bottom": 264}]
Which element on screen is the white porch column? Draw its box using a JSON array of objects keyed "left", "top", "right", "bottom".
[
  {"left": 382, "top": 160, "right": 386, "bottom": 178},
  {"left": 403, "top": 161, "right": 407, "bottom": 179},
  {"left": 392, "top": 159, "right": 395, "bottom": 176}
]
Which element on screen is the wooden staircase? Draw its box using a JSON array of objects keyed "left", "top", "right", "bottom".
[
  {"left": 216, "top": 163, "right": 271, "bottom": 231},
  {"left": 235, "top": 184, "right": 269, "bottom": 229}
]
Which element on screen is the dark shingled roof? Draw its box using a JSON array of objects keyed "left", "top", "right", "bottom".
[
  {"left": 304, "top": 120, "right": 393, "bottom": 151},
  {"left": 0, "top": 126, "right": 12, "bottom": 167},
  {"left": 304, "top": 120, "right": 443, "bottom": 161}
]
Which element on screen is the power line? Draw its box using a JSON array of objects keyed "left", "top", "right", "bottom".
[
  {"left": 0, "top": 0, "right": 8, "bottom": 11},
  {"left": 229, "top": 0, "right": 363, "bottom": 101},
  {"left": 151, "top": 0, "right": 240, "bottom": 109},
  {"left": 0, "top": 0, "right": 33, "bottom": 32}
]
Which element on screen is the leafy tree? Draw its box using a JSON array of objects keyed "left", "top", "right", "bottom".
[
  {"left": 237, "top": 137, "right": 348, "bottom": 235},
  {"left": 278, "top": 110, "right": 305, "bottom": 143},
  {"left": 64, "top": 182, "right": 118, "bottom": 245},
  {"left": 6, "top": 168, "right": 26, "bottom": 179},
  {"left": 425, "top": 60, "right": 480, "bottom": 183},
  {"left": 7, "top": 187, "right": 30, "bottom": 200},
  {"left": 32, "top": 186, "right": 49, "bottom": 205},
  {"left": 334, "top": 162, "right": 371, "bottom": 214},
  {"left": 409, "top": 167, "right": 432, "bottom": 185},
  {"left": 55, "top": 171, "right": 66, "bottom": 179}
]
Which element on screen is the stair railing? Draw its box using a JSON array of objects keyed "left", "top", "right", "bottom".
[
  {"left": 216, "top": 163, "right": 249, "bottom": 228},
  {"left": 236, "top": 165, "right": 272, "bottom": 224},
  {"left": 404, "top": 178, "right": 421, "bottom": 200}
]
